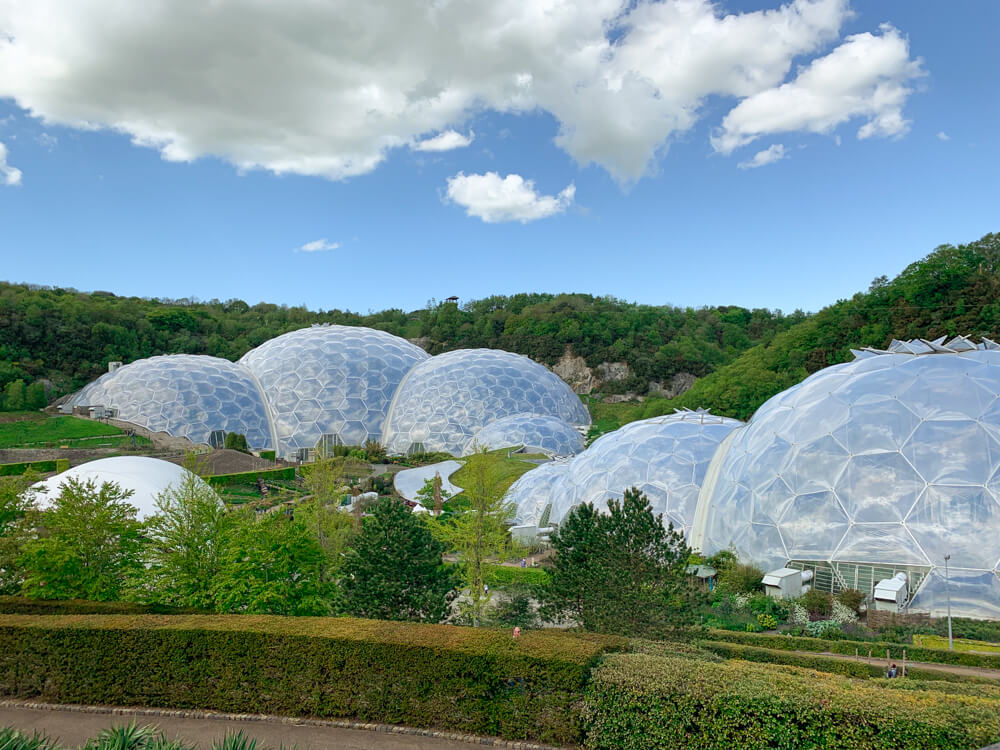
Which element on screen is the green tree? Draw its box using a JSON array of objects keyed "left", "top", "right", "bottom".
[
  {"left": 141, "top": 470, "right": 230, "bottom": 609},
  {"left": 438, "top": 449, "right": 514, "bottom": 625},
  {"left": 415, "top": 473, "right": 449, "bottom": 514},
  {"left": 25, "top": 381, "right": 47, "bottom": 410},
  {"left": 20, "top": 477, "right": 145, "bottom": 601},
  {"left": 2, "top": 380, "right": 25, "bottom": 411},
  {"left": 544, "top": 487, "right": 700, "bottom": 635},
  {"left": 223, "top": 432, "right": 249, "bottom": 453},
  {"left": 0, "top": 474, "right": 37, "bottom": 594},
  {"left": 340, "top": 498, "right": 456, "bottom": 622},
  {"left": 212, "top": 510, "right": 332, "bottom": 615},
  {"left": 298, "top": 456, "right": 357, "bottom": 584}
]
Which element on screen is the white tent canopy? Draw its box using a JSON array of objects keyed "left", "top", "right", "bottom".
[{"left": 31, "top": 456, "right": 214, "bottom": 520}]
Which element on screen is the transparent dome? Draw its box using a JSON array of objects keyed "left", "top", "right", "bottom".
[
  {"left": 507, "top": 460, "right": 572, "bottom": 527},
  {"left": 469, "top": 413, "right": 585, "bottom": 457},
  {"left": 692, "top": 337, "right": 1000, "bottom": 619},
  {"left": 240, "top": 324, "right": 428, "bottom": 457},
  {"left": 553, "top": 409, "right": 743, "bottom": 536},
  {"left": 70, "top": 355, "right": 275, "bottom": 450},
  {"left": 382, "top": 349, "right": 590, "bottom": 456}
]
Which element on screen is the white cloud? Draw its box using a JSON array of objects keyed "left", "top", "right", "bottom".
[
  {"left": 738, "top": 144, "right": 787, "bottom": 169},
  {"left": 296, "top": 238, "right": 340, "bottom": 253},
  {"left": 0, "top": 141, "right": 22, "bottom": 185},
  {"left": 446, "top": 172, "right": 574, "bottom": 223},
  {"left": 414, "top": 130, "right": 474, "bottom": 152},
  {"left": 0, "top": 0, "right": 874, "bottom": 183},
  {"left": 713, "top": 25, "right": 923, "bottom": 155},
  {"left": 937, "top": 131, "right": 950, "bottom": 141}
]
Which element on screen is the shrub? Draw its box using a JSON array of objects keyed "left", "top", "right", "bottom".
[
  {"left": 0, "top": 597, "right": 202, "bottom": 615},
  {"left": 804, "top": 619, "right": 842, "bottom": 638},
  {"left": 800, "top": 588, "right": 833, "bottom": 617},
  {"left": 716, "top": 562, "right": 764, "bottom": 594},
  {"left": 756, "top": 613, "right": 777, "bottom": 630},
  {"left": 836, "top": 587, "right": 866, "bottom": 613},
  {"left": 0, "top": 614, "right": 624, "bottom": 745},
  {"left": 584, "top": 651, "right": 1000, "bottom": 749},
  {"left": 258, "top": 450, "right": 276, "bottom": 461},
  {"left": 0, "top": 459, "right": 66, "bottom": 476},
  {"left": 223, "top": 432, "right": 249, "bottom": 453},
  {"left": 697, "top": 639, "right": 877, "bottom": 678}
]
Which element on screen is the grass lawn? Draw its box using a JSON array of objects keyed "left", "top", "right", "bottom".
[
  {"left": 915, "top": 634, "right": 1000, "bottom": 653},
  {"left": 0, "top": 415, "right": 123, "bottom": 448},
  {"left": 449, "top": 448, "right": 547, "bottom": 496}
]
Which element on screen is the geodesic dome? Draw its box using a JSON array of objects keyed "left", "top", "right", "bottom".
[
  {"left": 468, "top": 413, "right": 585, "bottom": 457},
  {"left": 507, "top": 460, "right": 571, "bottom": 527},
  {"left": 239, "top": 324, "right": 428, "bottom": 458},
  {"left": 70, "top": 355, "right": 275, "bottom": 450},
  {"left": 32, "top": 456, "right": 216, "bottom": 520},
  {"left": 691, "top": 337, "right": 1000, "bottom": 619},
  {"left": 552, "top": 409, "right": 743, "bottom": 535},
  {"left": 382, "top": 349, "right": 590, "bottom": 456}
]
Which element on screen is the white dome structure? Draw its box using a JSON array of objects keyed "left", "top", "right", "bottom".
[
  {"left": 507, "top": 460, "right": 571, "bottom": 527},
  {"left": 239, "top": 324, "right": 429, "bottom": 458},
  {"left": 31, "top": 456, "right": 214, "bottom": 520},
  {"left": 71, "top": 354, "right": 276, "bottom": 450},
  {"left": 552, "top": 409, "right": 743, "bottom": 535},
  {"left": 468, "top": 413, "right": 585, "bottom": 457},
  {"left": 692, "top": 337, "right": 1000, "bottom": 619},
  {"left": 382, "top": 349, "right": 590, "bottom": 457}
]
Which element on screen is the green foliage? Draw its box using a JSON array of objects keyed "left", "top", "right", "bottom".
[
  {"left": 484, "top": 564, "right": 550, "bottom": 588},
  {"left": 545, "top": 488, "right": 702, "bottom": 635},
  {"left": 139, "top": 471, "right": 232, "bottom": 610},
  {"left": 0, "top": 459, "right": 63, "bottom": 476},
  {"left": 1, "top": 380, "right": 26, "bottom": 411},
  {"left": 0, "top": 416, "right": 121, "bottom": 448},
  {"left": 258, "top": 450, "right": 276, "bottom": 461},
  {"left": 222, "top": 432, "right": 249, "bottom": 453},
  {"left": 363, "top": 439, "right": 386, "bottom": 463},
  {"left": 584, "top": 651, "right": 1000, "bottom": 749},
  {"left": 658, "top": 232, "right": 1000, "bottom": 419},
  {"left": 211, "top": 511, "right": 334, "bottom": 616},
  {"left": 80, "top": 722, "right": 192, "bottom": 750},
  {"left": 836, "top": 587, "right": 867, "bottom": 613},
  {"left": 716, "top": 562, "right": 764, "bottom": 594},
  {"left": 438, "top": 450, "right": 515, "bottom": 625},
  {"left": 0, "top": 614, "right": 622, "bottom": 745},
  {"left": 0, "top": 726, "right": 59, "bottom": 750},
  {"left": 698, "top": 639, "right": 878, "bottom": 678},
  {"left": 800, "top": 588, "right": 834, "bottom": 617},
  {"left": 340, "top": 498, "right": 456, "bottom": 623},
  {"left": 203, "top": 467, "right": 295, "bottom": 486},
  {"left": 20, "top": 477, "right": 144, "bottom": 601}
]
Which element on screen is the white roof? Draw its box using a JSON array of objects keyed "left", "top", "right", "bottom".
[
  {"left": 874, "top": 576, "right": 908, "bottom": 596},
  {"left": 31, "top": 456, "right": 213, "bottom": 520},
  {"left": 762, "top": 568, "right": 800, "bottom": 586}
]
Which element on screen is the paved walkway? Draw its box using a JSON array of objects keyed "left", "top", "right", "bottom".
[
  {"left": 804, "top": 649, "right": 1000, "bottom": 680},
  {"left": 0, "top": 703, "right": 557, "bottom": 750}
]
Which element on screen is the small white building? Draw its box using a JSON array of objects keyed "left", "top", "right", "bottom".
[
  {"left": 762, "top": 567, "right": 814, "bottom": 599},
  {"left": 873, "top": 573, "right": 909, "bottom": 613}
]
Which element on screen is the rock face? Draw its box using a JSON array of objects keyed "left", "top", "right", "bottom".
[
  {"left": 553, "top": 348, "right": 597, "bottom": 394},
  {"left": 596, "top": 362, "right": 630, "bottom": 382},
  {"left": 649, "top": 372, "right": 697, "bottom": 399}
]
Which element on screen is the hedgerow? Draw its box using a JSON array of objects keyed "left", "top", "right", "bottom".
[
  {"left": 0, "top": 458, "right": 69, "bottom": 476},
  {"left": 203, "top": 467, "right": 296, "bottom": 487},
  {"left": 0, "top": 597, "right": 201, "bottom": 616},
  {"left": 705, "top": 628, "right": 1000, "bottom": 670},
  {"left": 584, "top": 652, "right": 1000, "bottom": 749},
  {"left": 0, "top": 614, "right": 624, "bottom": 745}
]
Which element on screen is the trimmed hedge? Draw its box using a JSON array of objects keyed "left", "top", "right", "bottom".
[
  {"left": 484, "top": 564, "right": 550, "bottom": 588},
  {"left": 584, "top": 652, "right": 1000, "bottom": 749},
  {"left": 258, "top": 450, "right": 276, "bottom": 461},
  {"left": 0, "top": 458, "right": 69, "bottom": 476},
  {"left": 204, "top": 467, "right": 296, "bottom": 487},
  {"left": 0, "top": 614, "right": 624, "bottom": 745},
  {"left": 0, "top": 597, "right": 202, "bottom": 616},
  {"left": 696, "top": 639, "right": 998, "bottom": 684},
  {"left": 706, "top": 628, "right": 1000, "bottom": 670}
]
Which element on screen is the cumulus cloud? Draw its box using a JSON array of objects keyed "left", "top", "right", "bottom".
[
  {"left": 414, "top": 130, "right": 474, "bottom": 152},
  {"left": 296, "top": 239, "right": 340, "bottom": 253},
  {"left": 937, "top": 131, "right": 950, "bottom": 141},
  {"left": 0, "top": 142, "right": 22, "bottom": 186},
  {"left": 713, "top": 25, "right": 923, "bottom": 154},
  {"left": 738, "top": 144, "right": 787, "bottom": 169},
  {"left": 446, "top": 172, "right": 575, "bottom": 223},
  {"left": 0, "top": 0, "right": 882, "bottom": 183}
]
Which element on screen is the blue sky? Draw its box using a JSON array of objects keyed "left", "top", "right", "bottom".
[{"left": 0, "top": 0, "right": 997, "bottom": 315}]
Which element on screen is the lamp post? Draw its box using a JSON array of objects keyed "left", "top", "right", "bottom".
[{"left": 943, "top": 554, "right": 953, "bottom": 651}]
